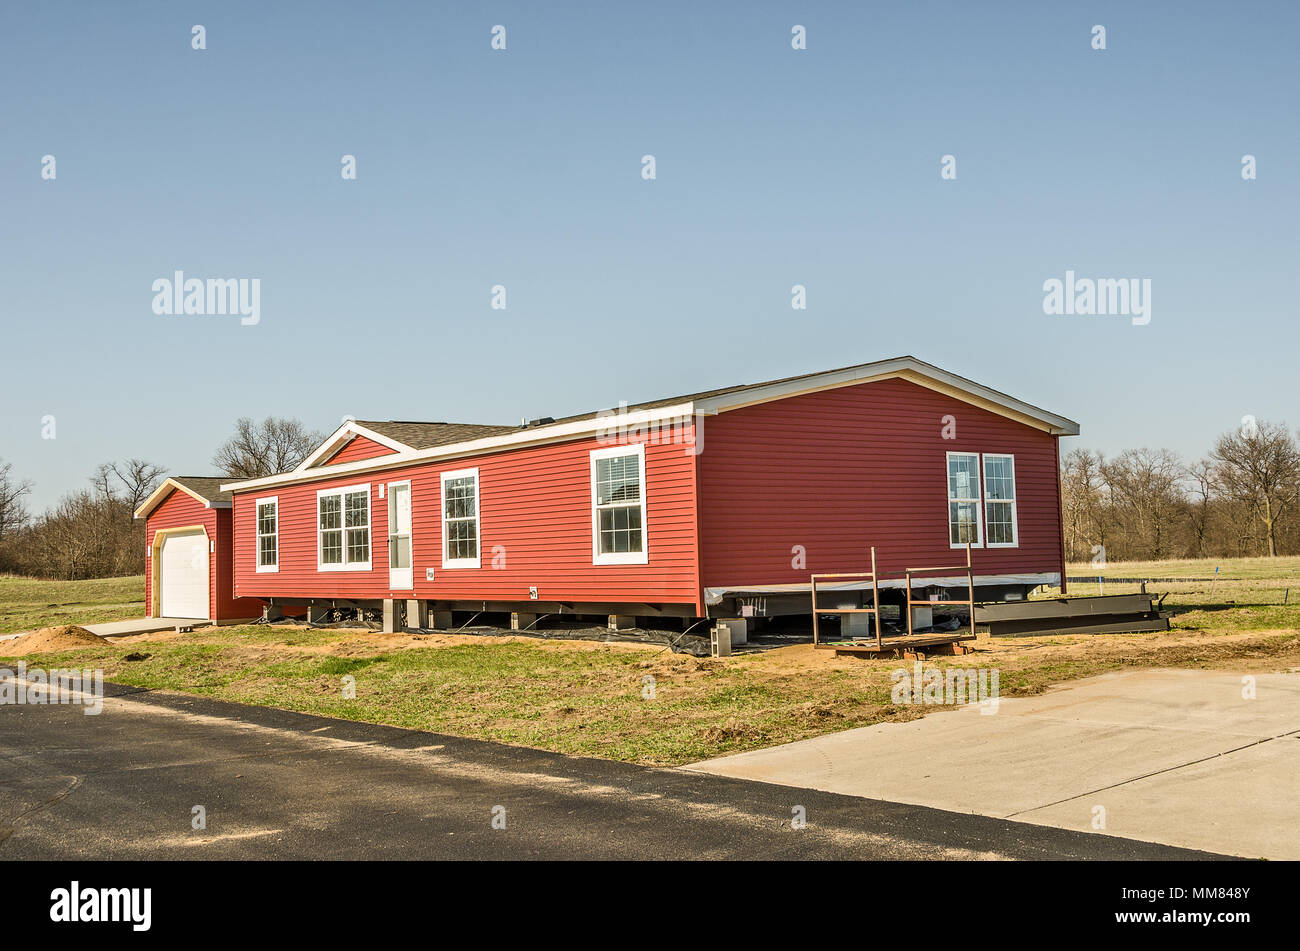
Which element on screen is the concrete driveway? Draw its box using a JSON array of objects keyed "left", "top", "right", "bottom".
[{"left": 686, "top": 668, "right": 1300, "bottom": 859}]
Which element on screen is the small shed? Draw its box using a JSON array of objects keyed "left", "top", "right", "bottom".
[{"left": 134, "top": 476, "right": 261, "bottom": 622}]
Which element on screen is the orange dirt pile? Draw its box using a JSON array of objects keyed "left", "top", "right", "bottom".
[{"left": 2, "top": 625, "right": 109, "bottom": 656}]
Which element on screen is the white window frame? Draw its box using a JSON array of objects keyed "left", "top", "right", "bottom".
[
  {"left": 441, "top": 467, "right": 481, "bottom": 569},
  {"left": 316, "top": 483, "right": 372, "bottom": 571},
  {"left": 982, "top": 453, "right": 1019, "bottom": 549},
  {"left": 590, "top": 443, "right": 649, "bottom": 566},
  {"left": 945, "top": 451, "right": 984, "bottom": 549},
  {"left": 255, "top": 495, "right": 279, "bottom": 573}
]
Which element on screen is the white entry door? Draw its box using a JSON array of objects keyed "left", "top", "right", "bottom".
[
  {"left": 388, "top": 481, "right": 413, "bottom": 590},
  {"left": 160, "top": 529, "right": 209, "bottom": 618}
]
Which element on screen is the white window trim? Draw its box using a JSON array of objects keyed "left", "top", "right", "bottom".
[
  {"left": 255, "top": 495, "right": 279, "bottom": 573},
  {"left": 946, "top": 451, "right": 984, "bottom": 550},
  {"left": 387, "top": 479, "right": 414, "bottom": 586},
  {"left": 441, "top": 467, "right": 481, "bottom": 569},
  {"left": 316, "top": 483, "right": 372, "bottom": 571},
  {"left": 982, "top": 453, "right": 1019, "bottom": 549},
  {"left": 590, "top": 443, "right": 649, "bottom": 566}
]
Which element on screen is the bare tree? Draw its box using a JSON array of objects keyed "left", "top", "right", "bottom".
[
  {"left": 212, "top": 417, "right": 326, "bottom": 480},
  {"left": 1102, "top": 448, "right": 1186, "bottom": 560},
  {"left": 1183, "top": 458, "right": 1217, "bottom": 557},
  {"left": 0, "top": 459, "right": 33, "bottom": 544},
  {"left": 1210, "top": 420, "right": 1300, "bottom": 557}
]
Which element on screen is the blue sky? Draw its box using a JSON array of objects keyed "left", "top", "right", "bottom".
[{"left": 2, "top": 1, "right": 1297, "bottom": 510}]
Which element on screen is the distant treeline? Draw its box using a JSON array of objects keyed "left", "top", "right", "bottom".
[
  {"left": 0, "top": 417, "right": 322, "bottom": 580},
  {"left": 1062, "top": 418, "right": 1300, "bottom": 563}
]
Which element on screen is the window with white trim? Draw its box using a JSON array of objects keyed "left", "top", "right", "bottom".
[
  {"left": 982, "top": 454, "right": 1018, "bottom": 547},
  {"left": 591, "top": 444, "right": 648, "bottom": 565},
  {"left": 318, "top": 485, "right": 371, "bottom": 570},
  {"left": 441, "top": 468, "right": 480, "bottom": 568},
  {"left": 256, "top": 497, "right": 278, "bottom": 571},
  {"left": 946, "top": 452, "right": 982, "bottom": 547}
]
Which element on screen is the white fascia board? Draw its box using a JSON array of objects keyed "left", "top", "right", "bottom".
[
  {"left": 695, "top": 357, "right": 1080, "bottom": 436},
  {"left": 221, "top": 402, "right": 700, "bottom": 495},
  {"left": 295, "top": 421, "right": 414, "bottom": 472}
]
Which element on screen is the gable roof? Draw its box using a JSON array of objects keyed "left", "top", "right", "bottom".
[
  {"left": 134, "top": 476, "right": 234, "bottom": 520},
  {"left": 223, "top": 356, "right": 1079, "bottom": 493}
]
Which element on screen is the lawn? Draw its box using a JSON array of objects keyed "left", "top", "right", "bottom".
[
  {"left": 0, "top": 574, "right": 145, "bottom": 634},
  {"left": 4, "top": 557, "right": 1299, "bottom": 765}
]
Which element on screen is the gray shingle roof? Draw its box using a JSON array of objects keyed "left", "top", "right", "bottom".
[
  {"left": 170, "top": 476, "right": 234, "bottom": 505},
  {"left": 353, "top": 421, "right": 518, "bottom": 450}
]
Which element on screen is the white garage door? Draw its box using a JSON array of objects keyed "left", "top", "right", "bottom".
[{"left": 160, "top": 530, "right": 209, "bottom": 619}]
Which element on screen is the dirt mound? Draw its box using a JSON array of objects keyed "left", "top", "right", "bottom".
[{"left": 2, "top": 625, "right": 109, "bottom": 656}]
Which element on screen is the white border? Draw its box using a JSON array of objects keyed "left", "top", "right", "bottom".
[
  {"left": 316, "top": 483, "right": 372, "bottom": 571},
  {"left": 590, "top": 443, "right": 649, "bottom": 566},
  {"left": 387, "top": 479, "right": 414, "bottom": 588},
  {"left": 982, "top": 453, "right": 1019, "bottom": 548},
  {"left": 945, "top": 451, "right": 984, "bottom": 549},
  {"left": 441, "top": 468, "right": 481, "bottom": 569},
  {"left": 255, "top": 495, "right": 279, "bottom": 573}
]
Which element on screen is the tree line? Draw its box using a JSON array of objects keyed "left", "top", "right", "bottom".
[
  {"left": 1063, "top": 418, "right": 1300, "bottom": 563},
  {"left": 0, "top": 418, "right": 323, "bottom": 580}
]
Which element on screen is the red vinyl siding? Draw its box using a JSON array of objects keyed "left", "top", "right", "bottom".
[
  {"left": 145, "top": 489, "right": 259, "bottom": 620},
  {"left": 320, "top": 435, "right": 396, "bottom": 466},
  {"left": 697, "top": 378, "right": 1065, "bottom": 588},
  {"left": 233, "top": 430, "right": 701, "bottom": 607}
]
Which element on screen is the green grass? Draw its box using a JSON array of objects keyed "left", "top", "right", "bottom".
[
  {"left": 5, "top": 564, "right": 1300, "bottom": 766},
  {"left": 0, "top": 574, "right": 145, "bottom": 634}
]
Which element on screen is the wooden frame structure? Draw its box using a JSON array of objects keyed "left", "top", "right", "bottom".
[
  {"left": 811, "top": 547, "right": 882, "bottom": 650},
  {"left": 811, "top": 544, "right": 977, "bottom": 658}
]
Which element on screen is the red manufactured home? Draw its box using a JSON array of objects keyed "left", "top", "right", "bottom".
[{"left": 209, "top": 357, "right": 1079, "bottom": 635}]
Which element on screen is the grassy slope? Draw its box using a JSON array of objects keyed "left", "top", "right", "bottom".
[{"left": 0, "top": 575, "right": 145, "bottom": 634}]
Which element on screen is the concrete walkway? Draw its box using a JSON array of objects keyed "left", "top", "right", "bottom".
[
  {"left": 686, "top": 668, "right": 1300, "bottom": 859},
  {"left": 82, "top": 617, "right": 205, "bottom": 637}
]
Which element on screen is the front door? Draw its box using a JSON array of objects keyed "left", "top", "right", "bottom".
[{"left": 388, "top": 481, "right": 413, "bottom": 590}]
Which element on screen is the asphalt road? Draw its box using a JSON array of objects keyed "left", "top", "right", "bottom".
[{"left": 0, "top": 682, "right": 1227, "bottom": 860}]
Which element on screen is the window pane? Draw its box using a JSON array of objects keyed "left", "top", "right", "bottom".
[
  {"left": 346, "top": 528, "right": 369, "bottom": 563},
  {"left": 345, "top": 491, "right": 368, "bottom": 527},
  {"left": 257, "top": 503, "right": 276, "bottom": 535},
  {"left": 596, "top": 455, "right": 640, "bottom": 505},
  {"left": 321, "top": 529, "right": 342, "bottom": 563},
  {"left": 599, "top": 504, "right": 643, "bottom": 554},
  {"left": 390, "top": 485, "right": 410, "bottom": 533},
  {"left": 444, "top": 476, "right": 476, "bottom": 519},
  {"left": 319, "top": 496, "right": 340, "bottom": 530},
  {"left": 949, "top": 501, "right": 979, "bottom": 545},
  {"left": 986, "top": 501, "right": 1014, "bottom": 544},
  {"left": 947, "top": 455, "right": 979, "bottom": 501},
  {"left": 985, "top": 457, "right": 1015, "bottom": 501},
  {"left": 391, "top": 535, "right": 410, "bottom": 569},
  {"left": 447, "top": 518, "right": 478, "bottom": 560},
  {"left": 258, "top": 535, "right": 276, "bottom": 566}
]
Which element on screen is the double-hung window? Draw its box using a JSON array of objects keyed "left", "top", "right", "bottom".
[
  {"left": 591, "top": 444, "right": 648, "bottom": 565},
  {"left": 946, "top": 452, "right": 982, "bottom": 547},
  {"left": 441, "top": 468, "right": 480, "bottom": 568},
  {"left": 318, "top": 484, "right": 371, "bottom": 570},
  {"left": 982, "top": 454, "right": 1018, "bottom": 547},
  {"left": 256, "top": 496, "right": 278, "bottom": 571},
  {"left": 945, "top": 452, "right": 1018, "bottom": 548}
]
